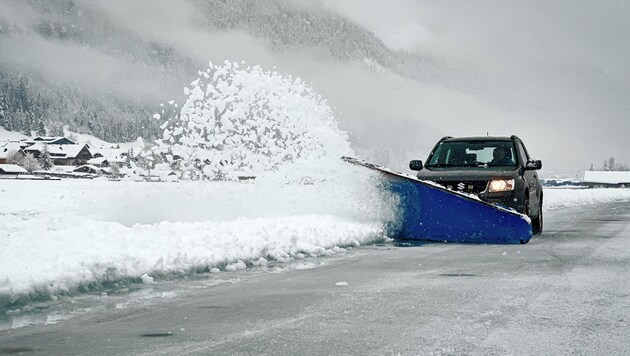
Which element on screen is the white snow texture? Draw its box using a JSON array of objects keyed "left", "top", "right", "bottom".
[{"left": 156, "top": 60, "right": 351, "bottom": 181}]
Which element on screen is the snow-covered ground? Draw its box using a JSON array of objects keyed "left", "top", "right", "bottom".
[
  {"left": 1, "top": 173, "right": 629, "bottom": 310},
  {"left": 0, "top": 166, "right": 396, "bottom": 308},
  {"left": 543, "top": 187, "right": 630, "bottom": 210},
  {"left": 0, "top": 127, "right": 28, "bottom": 141}
]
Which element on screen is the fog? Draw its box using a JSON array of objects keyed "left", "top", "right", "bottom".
[
  {"left": 323, "top": 0, "right": 630, "bottom": 175},
  {"left": 1, "top": 0, "right": 628, "bottom": 175}
]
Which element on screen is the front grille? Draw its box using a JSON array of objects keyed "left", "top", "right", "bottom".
[{"left": 438, "top": 180, "right": 488, "bottom": 194}]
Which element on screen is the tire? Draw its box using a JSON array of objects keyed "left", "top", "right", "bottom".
[{"left": 532, "top": 197, "right": 543, "bottom": 235}]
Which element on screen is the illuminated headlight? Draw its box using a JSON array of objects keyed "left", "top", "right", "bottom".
[{"left": 488, "top": 179, "right": 515, "bottom": 192}]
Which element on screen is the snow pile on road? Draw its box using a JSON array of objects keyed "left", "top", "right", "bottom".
[
  {"left": 544, "top": 188, "right": 630, "bottom": 210},
  {"left": 0, "top": 173, "right": 395, "bottom": 308},
  {"left": 2, "top": 180, "right": 630, "bottom": 307}
]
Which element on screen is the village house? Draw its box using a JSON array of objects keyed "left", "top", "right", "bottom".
[
  {"left": 0, "top": 141, "right": 27, "bottom": 164},
  {"left": 24, "top": 136, "right": 77, "bottom": 146},
  {"left": 0, "top": 163, "right": 28, "bottom": 176},
  {"left": 73, "top": 164, "right": 108, "bottom": 175},
  {"left": 87, "top": 149, "right": 128, "bottom": 168},
  {"left": 24, "top": 142, "right": 93, "bottom": 166}
]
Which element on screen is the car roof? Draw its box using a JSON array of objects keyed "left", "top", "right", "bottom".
[{"left": 443, "top": 136, "right": 514, "bottom": 142}]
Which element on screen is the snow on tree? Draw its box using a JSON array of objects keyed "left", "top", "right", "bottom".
[
  {"left": 110, "top": 164, "right": 121, "bottom": 178},
  {"left": 40, "top": 145, "right": 54, "bottom": 170},
  {"left": 20, "top": 153, "right": 42, "bottom": 172},
  {"left": 156, "top": 61, "right": 352, "bottom": 180},
  {"left": 6, "top": 150, "right": 22, "bottom": 165},
  {"left": 0, "top": 92, "right": 6, "bottom": 127},
  {"left": 36, "top": 115, "right": 46, "bottom": 136},
  {"left": 608, "top": 157, "right": 616, "bottom": 171}
]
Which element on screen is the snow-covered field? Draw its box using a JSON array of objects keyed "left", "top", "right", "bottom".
[
  {"left": 1, "top": 177, "right": 630, "bottom": 309},
  {"left": 543, "top": 187, "right": 630, "bottom": 210}
]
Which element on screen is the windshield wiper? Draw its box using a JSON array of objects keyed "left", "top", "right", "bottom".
[
  {"left": 427, "top": 163, "right": 482, "bottom": 168},
  {"left": 426, "top": 163, "right": 453, "bottom": 168},
  {"left": 486, "top": 163, "right": 517, "bottom": 167},
  {"left": 459, "top": 163, "right": 483, "bottom": 167}
]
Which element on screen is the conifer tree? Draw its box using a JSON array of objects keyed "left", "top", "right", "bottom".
[{"left": 41, "top": 145, "right": 54, "bottom": 170}]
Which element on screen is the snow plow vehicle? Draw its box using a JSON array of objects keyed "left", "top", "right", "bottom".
[{"left": 343, "top": 135, "right": 543, "bottom": 244}]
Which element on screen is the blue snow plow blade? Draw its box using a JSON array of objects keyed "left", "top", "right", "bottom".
[{"left": 343, "top": 157, "right": 532, "bottom": 244}]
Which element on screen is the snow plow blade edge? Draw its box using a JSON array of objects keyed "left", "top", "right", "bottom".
[{"left": 343, "top": 157, "right": 532, "bottom": 244}]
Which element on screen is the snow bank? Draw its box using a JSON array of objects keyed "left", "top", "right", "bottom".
[
  {"left": 544, "top": 188, "right": 630, "bottom": 209},
  {"left": 2, "top": 183, "right": 630, "bottom": 307},
  {"left": 0, "top": 173, "right": 395, "bottom": 307},
  {"left": 583, "top": 171, "right": 630, "bottom": 185}
]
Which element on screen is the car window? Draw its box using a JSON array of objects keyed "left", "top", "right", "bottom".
[
  {"left": 427, "top": 141, "right": 517, "bottom": 167},
  {"left": 515, "top": 141, "right": 529, "bottom": 165}
]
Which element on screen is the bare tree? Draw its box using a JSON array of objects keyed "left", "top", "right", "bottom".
[
  {"left": 6, "top": 150, "right": 22, "bottom": 164},
  {"left": 20, "top": 153, "right": 42, "bottom": 172},
  {"left": 110, "top": 164, "right": 120, "bottom": 178}
]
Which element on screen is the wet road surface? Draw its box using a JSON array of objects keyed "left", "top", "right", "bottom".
[{"left": 1, "top": 202, "right": 630, "bottom": 355}]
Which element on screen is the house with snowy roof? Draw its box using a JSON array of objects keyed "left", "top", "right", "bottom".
[
  {"left": 0, "top": 141, "right": 27, "bottom": 164},
  {"left": 0, "top": 164, "right": 28, "bottom": 175},
  {"left": 73, "top": 164, "right": 108, "bottom": 175},
  {"left": 25, "top": 136, "right": 76, "bottom": 145},
  {"left": 24, "top": 143, "right": 93, "bottom": 166},
  {"left": 88, "top": 148, "right": 128, "bottom": 168}
]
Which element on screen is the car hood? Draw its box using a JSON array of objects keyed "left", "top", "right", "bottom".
[{"left": 415, "top": 167, "right": 519, "bottom": 181}]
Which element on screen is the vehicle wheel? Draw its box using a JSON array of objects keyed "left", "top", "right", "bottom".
[{"left": 532, "top": 198, "right": 543, "bottom": 235}]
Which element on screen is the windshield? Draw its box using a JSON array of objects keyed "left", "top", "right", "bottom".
[{"left": 427, "top": 141, "right": 518, "bottom": 167}]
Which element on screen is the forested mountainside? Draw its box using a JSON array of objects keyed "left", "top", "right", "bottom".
[{"left": 0, "top": 0, "right": 432, "bottom": 142}]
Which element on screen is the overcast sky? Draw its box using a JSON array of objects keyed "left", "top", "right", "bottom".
[{"left": 322, "top": 0, "right": 630, "bottom": 176}]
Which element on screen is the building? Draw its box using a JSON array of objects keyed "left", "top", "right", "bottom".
[
  {"left": 73, "top": 165, "right": 108, "bottom": 175},
  {"left": 0, "top": 164, "right": 28, "bottom": 175},
  {"left": 24, "top": 136, "right": 76, "bottom": 146},
  {"left": 0, "top": 142, "right": 27, "bottom": 164},
  {"left": 24, "top": 143, "right": 93, "bottom": 166},
  {"left": 583, "top": 171, "right": 630, "bottom": 188}
]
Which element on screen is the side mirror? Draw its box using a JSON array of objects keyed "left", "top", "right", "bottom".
[
  {"left": 526, "top": 160, "right": 542, "bottom": 170},
  {"left": 409, "top": 160, "right": 423, "bottom": 171}
]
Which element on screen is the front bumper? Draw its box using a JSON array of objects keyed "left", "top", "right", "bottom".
[
  {"left": 435, "top": 179, "right": 525, "bottom": 214},
  {"left": 479, "top": 191, "right": 523, "bottom": 213}
]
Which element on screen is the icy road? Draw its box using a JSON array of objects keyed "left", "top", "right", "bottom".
[{"left": 1, "top": 201, "right": 629, "bottom": 355}]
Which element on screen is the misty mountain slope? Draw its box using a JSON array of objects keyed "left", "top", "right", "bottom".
[
  {"left": 0, "top": 0, "right": 441, "bottom": 146},
  {"left": 194, "top": 0, "right": 445, "bottom": 81},
  {"left": 0, "top": 0, "right": 198, "bottom": 140},
  {"left": 196, "top": 0, "right": 395, "bottom": 63}
]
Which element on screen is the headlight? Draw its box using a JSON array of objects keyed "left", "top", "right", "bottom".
[{"left": 488, "top": 179, "right": 515, "bottom": 192}]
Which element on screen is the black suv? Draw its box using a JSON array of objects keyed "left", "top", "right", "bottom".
[{"left": 409, "top": 135, "right": 543, "bottom": 234}]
